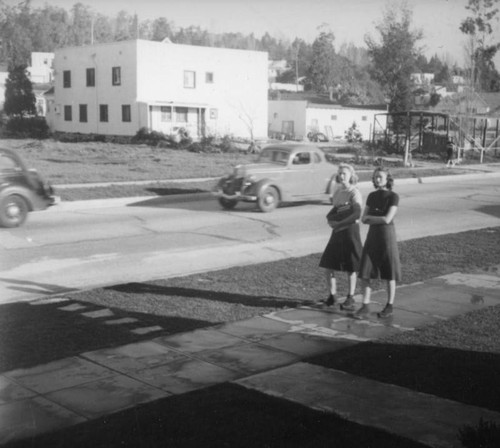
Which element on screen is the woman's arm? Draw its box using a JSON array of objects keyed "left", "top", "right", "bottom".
[
  {"left": 363, "top": 206, "right": 398, "bottom": 225},
  {"left": 328, "top": 202, "right": 361, "bottom": 229}
]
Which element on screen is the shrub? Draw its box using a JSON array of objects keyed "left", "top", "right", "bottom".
[
  {"left": 458, "top": 418, "right": 500, "bottom": 448},
  {"left": 5, "top": 116, "right": 50, "bottom": 139}
]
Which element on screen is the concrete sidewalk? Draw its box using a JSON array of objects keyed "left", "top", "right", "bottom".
[{"left": 1, "top": 267, "right": 500, "bottom": 447}]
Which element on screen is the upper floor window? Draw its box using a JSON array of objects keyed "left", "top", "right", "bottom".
[
  {"left": 361, "top": 116, "right": 368, "bottom": 121},
  {"left": 86, "top": 68, "right": 95, "bottom": 87},
  {"left": 205, "top": 72, "right": 214, "bottom": 83},
  {"left": 64, "top": 105, "right": 72, "bottom": 121},
  {"left": 122, "top": 105, "right": 131, "bottom": 122},
  {"left": 331, "top": 115, "right": 337, "bottom": 120},
  {"left": 79, "top": 104, "right": 88, "bottom": 123},
  {"left": 63, "top": 70, "right": 71, "bottom": 88},
  {"left": 112, "top": 67, "right": 121, "bottom": 86},
  {"left": 99, "top": 104, "right": 108, "bottom": 122},
  {"left": 184, "top": 70, "right": 196, "bottom": 88}
]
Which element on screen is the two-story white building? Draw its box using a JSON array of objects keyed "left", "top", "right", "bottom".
[{"left": 46, "top": 39, "right": 268, "bottom": 140}]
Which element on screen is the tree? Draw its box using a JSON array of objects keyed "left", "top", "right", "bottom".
[
  {"left": 460, "top": 0, "right": 500, "bottom": 92},
  {"left": 4, "top": 65, "right": 36, "bottom": 118},
  {"left": 150, "top": 17, "right": 173, "bottom": 41},
  {"left": 308, "top": 29, "right": 337, "bottom": 93},
  {"left": 0, "top": 0, "right": 33, "bottom": 67},
  {"left": 365, "top": 3, "right": 423, "bottom": 113}
]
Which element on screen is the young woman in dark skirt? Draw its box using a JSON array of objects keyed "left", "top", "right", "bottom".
[
  {"left": 318, "top": 163, "right": 362, "bottom": 309},
  {"left": 354, "top": 167, "right": 401, "bottom": 319}
]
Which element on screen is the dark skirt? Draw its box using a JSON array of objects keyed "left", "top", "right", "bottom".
[
  {"left": 319, "top": 224, "right": 362, "bottom": 272},
  {"left": 359, "top": 224, "right": 401, "bottom": 281}
]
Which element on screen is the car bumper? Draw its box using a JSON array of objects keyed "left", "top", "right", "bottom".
[{"left": 212, "top": 188, "right": 257, "bottom": 202}]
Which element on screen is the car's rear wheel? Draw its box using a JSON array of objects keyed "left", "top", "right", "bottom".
[
  {"left": 258, "top": 186, "right": 279, "bottom": 212},
  {"left": 0, "top": 194, "right": 29, "bottom": 228},
  {"left": 218, "top": 197, "right": 238, "bottom": 210}
]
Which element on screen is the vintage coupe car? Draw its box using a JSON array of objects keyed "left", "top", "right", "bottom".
[
  {"left": 214, "top": 143, "right": 337, "bottom": 212},
  {"left": 0, "top": 147, "right": 58, "bottom": 227}
]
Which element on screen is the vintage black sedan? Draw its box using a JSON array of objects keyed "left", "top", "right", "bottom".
[
  {"left": 214, "top": 143, "right": 337, "bottom": 212},
  {"left": 0, "top": 147, "right": 58, "bottom": 227}
]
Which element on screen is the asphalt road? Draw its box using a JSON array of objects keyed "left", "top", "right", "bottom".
[{"left": 1, "top": 173, "right": 500, "bottom": 304}]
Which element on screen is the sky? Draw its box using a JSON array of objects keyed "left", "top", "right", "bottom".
[{"left": 16, "top": 0, "right": 500, "bottom": 66}]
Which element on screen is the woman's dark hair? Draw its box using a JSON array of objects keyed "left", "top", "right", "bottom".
[{"left": 372, "top": 167, "right": 394, "bottom": 190}]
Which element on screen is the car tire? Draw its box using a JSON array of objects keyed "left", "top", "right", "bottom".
[
  {"left": 218, "top": 197, "right": 238, "bottom": 210},
  {"left": 0, "top": 194, "right": 29, "bottom": 228},
  {"left": 258, "top": 186, "right": 279, "bottom": 212}
]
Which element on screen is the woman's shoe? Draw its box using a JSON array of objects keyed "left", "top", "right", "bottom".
[
  {"left": 340, "top": 295, "right": 356, "bottom": 311},
  {"left": 377, "top": 304, "right": 393, "bottom": 318},
  {"left": 353, "top": 304, "right": 370, "bottom": 319},
  {"left": 317, "top": 294, "right": 336, "bottom": 306}
]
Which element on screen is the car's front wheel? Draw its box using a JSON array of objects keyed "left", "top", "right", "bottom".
[
  {"left": 0, "top": 194, "right": 29, "bottom": 228},
  {"left": 258, "top": 186, "right": 279, "bottom": 212},
  {"left": 218, "top": 197, "right": 238, "bottom": 210}
]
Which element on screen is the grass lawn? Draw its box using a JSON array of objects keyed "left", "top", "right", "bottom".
[
  {"left": 4, "top": 138, "right": 485, "bottom": 201},
  {"left": 2, "top": 227, "right": 500, "bottom": 447}
]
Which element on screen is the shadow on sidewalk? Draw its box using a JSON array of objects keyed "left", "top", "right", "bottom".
[{"left": 0, "top": 300, "right": 211, "bottom": 373}]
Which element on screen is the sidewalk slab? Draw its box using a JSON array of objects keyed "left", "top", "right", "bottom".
[
  {"left": 395, "top": 281, "right": 500, "bottom": 318},
  {"left": 126, "top": 357, "right": 242, "bottom": 395},
  {"left": 425, "top": 272, "right": 500, "bottom": 298},
  {"left": 0, "top": 396, "right": 85, "bottom": 445},
  {"left": 80, "top": 340, "right": 187, "bottom": 374},
  {"left": 4, "top": 357, "right": 115, "bottom": 395},
  {"left": 193, "top": 342, "right": 300, "bottom": 375},
  {"left": 237, "top": 362, "right": 500, "bottom": 448},
  {"left": 154, "top": 327, "right": 249, "bottom": 353},
  {"left": 44, "top": 373, "right": 169, "bottom": 420}
]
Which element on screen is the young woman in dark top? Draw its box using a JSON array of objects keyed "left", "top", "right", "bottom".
[{"left": 354, "top": 167, "right": 401, "bottom": 318}]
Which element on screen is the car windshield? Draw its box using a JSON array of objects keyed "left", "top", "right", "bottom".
[{"left": 257, "top": 149, "right": 290, "bottom": 165}]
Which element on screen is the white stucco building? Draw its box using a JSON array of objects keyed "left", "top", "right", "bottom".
[
  {"left": 46, "top": 39, "right": 268, "bottom": 139},
  {"left": 268, "top": 100, "right": 387, "bottom": 141},
  {"left": 27, "top": 52, "right": 54, "bottom": 84}
]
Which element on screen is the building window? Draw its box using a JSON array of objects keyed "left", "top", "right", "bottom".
[
  {"left": 86, "top": 68, "right": 95, "bottom": 87},
  {"left": 205, "top": 72, "right": 214, "bottom": 83},
  {"left": 176, "top": 107, "right": 188, "bottom": 122},
  {"left": 183, "top": 71, "right": 196, "bottom": 88},
  {"left": 210, "top": 108, "right": 218, "bottom": 119},
  {"left": 273, "top": 112, "right": 278, "bottom": 119},
  {"left": 161, "top": 106, "right": 172, "bottom": 122},
  {"left": 331, "top": 115, "right": 337, "bottom": 120},
  {"left": 362, "top": 116, "right": 368, "bottom": 121},
  {"left": 99, "top": 104, "right": 108, "bottom": 122},
  {"left": 64, "top": 105, "right": 72, "bottom": 121},
  {"left": 63, "top": 70, "right": 71, "bottom": 88},
  {"left": 122, "top": 105, "right": 131, "bottom": 122},
  {"left": 112, "top": 67, "right": 121, "bottom": 86},
  {"left": 79, "top": 104, "right": 87, "bottom": 122}
]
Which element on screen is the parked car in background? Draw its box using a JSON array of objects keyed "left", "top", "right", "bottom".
[
  {"left": 0, "top": 147, "right": 58, "bottom": 227},
  {"left": 213, "top": 143, "right": 337, "bottom": 212}
]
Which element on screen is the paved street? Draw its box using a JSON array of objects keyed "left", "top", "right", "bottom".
[{"left": 1, "top": 171, "right": 500, "bottom": 304}]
